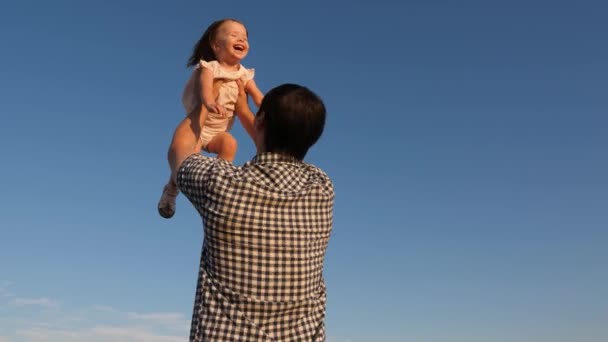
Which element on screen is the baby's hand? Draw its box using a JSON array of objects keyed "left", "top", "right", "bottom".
[{"left": 205, "top": 103, "right": 227, "bottom": 117}]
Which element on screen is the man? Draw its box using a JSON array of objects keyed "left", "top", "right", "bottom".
[{"left": 168, "top": 79, "right": 334, "bottom": 341}]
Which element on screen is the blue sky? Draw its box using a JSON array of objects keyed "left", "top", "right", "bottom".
[{"left": 1, "top": 0, "right": 607, "bottom": 341}]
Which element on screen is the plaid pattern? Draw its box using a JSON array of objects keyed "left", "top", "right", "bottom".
[{"left": 177, "top": 152, "right": 334, "bottom": 341}]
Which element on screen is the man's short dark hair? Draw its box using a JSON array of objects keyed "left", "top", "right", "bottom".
[{"left": 258, "top": 84, "right": 326, "bottom": 160}]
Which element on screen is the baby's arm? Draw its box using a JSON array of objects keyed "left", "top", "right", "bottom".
[
  {"left": 244, "top": 79, "right": 264, "bottom": 108},
  {"left": 200, "top": 66, "right": 227, "bottom": 116}
]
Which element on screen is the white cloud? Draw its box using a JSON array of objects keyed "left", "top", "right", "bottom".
[
  {"left": 91, "top": 326, "right": 184, "bottom": 342},
  {"left": 91, "top": 305, "right": 118, "bottom": 313},
  {"left": 126, "top": 312, "right": 190, "bottom": 331},
  {"left": 0, "top": 287, "right": 190, "bottom": 342},
  {"left": 13, "top": 326, "right": 185, "bottom": 342},
  {"left": 21, "top": 322, "right": 54, "bottom": 329},
  {"left": 16, "top": 326, "right": 79, "bottom": 340},
  {"left": 88, "top": 306, "right": 190, "bottom": 331},
  {"left": 0, "top": 282, "right": 14, "bottom": 298},
  {"left": 127, "top": 311, "right": 184, "bottom": 322},
  {"left": 11, "top": 298, "right": 59, "bottom": 308}
]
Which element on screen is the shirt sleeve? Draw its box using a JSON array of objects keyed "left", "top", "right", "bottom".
[{"left": 176, "top": 153, "right": 217, "bottom": 211}]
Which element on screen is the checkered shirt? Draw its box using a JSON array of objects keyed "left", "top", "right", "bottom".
[{"left": 177, "top": 152, "right": 334, "bottom": 341}]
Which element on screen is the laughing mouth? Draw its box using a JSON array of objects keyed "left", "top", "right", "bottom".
[{"left": 234, "top": 45, "right": 245, "bottom": 52}]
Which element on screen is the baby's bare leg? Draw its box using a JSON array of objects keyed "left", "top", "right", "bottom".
[
  {"left": 158, "top": 106, "right": 207, "bottom": 219},
  {"left": 206, "top": 132, "right": 238, "bottom": 162},
  {"left": 158, "top": 177, "right": 179, "bottom": 219}
]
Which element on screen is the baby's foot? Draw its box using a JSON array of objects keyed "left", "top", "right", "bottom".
[{"left": 157, "top": 182, "right": 179, "bottom": 219}]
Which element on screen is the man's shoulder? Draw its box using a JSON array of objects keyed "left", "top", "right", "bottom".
[
  {"left": 177, "top": 154, "right": 239, "bottom": 188},
  {"left": 303, "top": 162, "right": 331, "bottom": 181},
  {"left": 301, "top": 162, "right": 334, "bottom": 198}
]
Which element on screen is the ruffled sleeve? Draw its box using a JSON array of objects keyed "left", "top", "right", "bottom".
[
  {"left": 241, "top": 67, "right": 255, "bottom": 84},
  {"left": 198, "top": 60, "right": 220, "bottom": 73}
]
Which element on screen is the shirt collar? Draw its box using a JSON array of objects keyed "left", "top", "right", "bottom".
[{"left": 248, "top": 152, "right": 301, "bottom": 166}]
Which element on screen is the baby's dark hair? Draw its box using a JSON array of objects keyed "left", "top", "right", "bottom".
[{"left": 187, "top": 18, "right": 246, "bottom": 67}]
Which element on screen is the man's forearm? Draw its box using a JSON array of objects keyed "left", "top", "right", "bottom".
[
  {"left": 234, "top": 80, "right": 256, "bottom": 141},
  {"left": 235, "top": 105, "right": 255, "bottom": 141}
]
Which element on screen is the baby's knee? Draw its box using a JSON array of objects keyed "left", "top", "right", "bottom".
[
  {"left": 220, "top": 133, "right": 237, "bottom": 153},
  {"left": 216, "top": 133, "right": 237, "bottom": 161}
]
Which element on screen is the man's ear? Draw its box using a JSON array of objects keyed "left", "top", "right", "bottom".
[{"left": 254, "top": 111, "right": 265, "bottom": 130}]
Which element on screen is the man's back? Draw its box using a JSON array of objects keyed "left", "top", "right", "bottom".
[{"left": 178, "top": 152, "right": 334, "bottom": 341}]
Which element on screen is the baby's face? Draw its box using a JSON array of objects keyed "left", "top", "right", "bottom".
[{"left": 213, "top": 21, "right": 249, "bottom": 64}]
